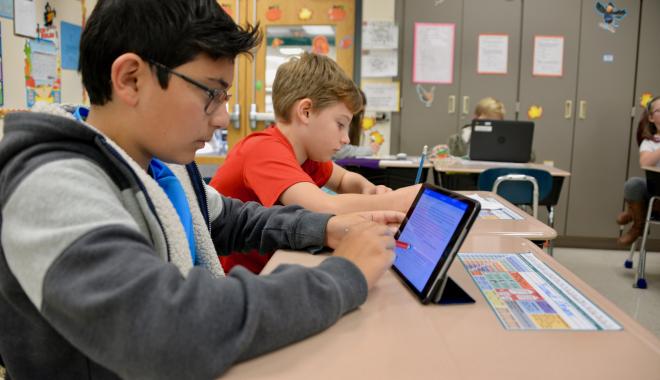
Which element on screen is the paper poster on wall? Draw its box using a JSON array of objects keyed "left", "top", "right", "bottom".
[
  {"left": 362, "top": 21, "right": 398, "bottom": 50},
  {"left": 413, "top": 23, "right": 454, "bottom": 84},
  {"left": 477, "top": 34, "right": 508, "bottom": 75},
  {"left": 0, "top": 25, "right": 4, "bottom": 105},
  {"left": 361, "top": 81, "right": 399, "bottom": 112},
  {"left": 0, "top": 0, "right": 13, "bottom": 19},
  {"left": 361, "top": 50, "right": 397, "bottom": 78},
  {"left": 14, "top": 0, "right": 36, "bottom": 38},
  {"left": 25, "top": 27, "right": 61, "bottom": 107},
  {"left": 532, "top": 35, "right": 564, "bottom": 77},
  {"left": 60, "top": 21, "right": 81, "bottom": 70}
]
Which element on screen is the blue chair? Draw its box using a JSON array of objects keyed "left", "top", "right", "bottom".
[{"left": 478, "top": 168, "right": 553, "bottom": 219}]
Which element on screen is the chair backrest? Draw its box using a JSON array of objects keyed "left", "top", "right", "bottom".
[{"left": 478, "top": 168, "right": 553, "bottom": 205}]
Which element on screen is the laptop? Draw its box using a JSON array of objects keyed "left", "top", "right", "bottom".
[
  {"left": 468, "top": 120, "right": 534, "bottom": 163},
  {"left": 392, "top": 184, "right": 480, "bottom": 304}
]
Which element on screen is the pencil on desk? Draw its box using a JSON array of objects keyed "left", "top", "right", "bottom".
[{"left": 415, "top": 145, "right": 428, "bottom": 184}]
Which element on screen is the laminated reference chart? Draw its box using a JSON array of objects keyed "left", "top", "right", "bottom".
[
  {"left": 459, "top": 253, "right": 622, "bottom": 331},
  {"left": 466, "top": 193, "right": 523, "bottom": 220}
]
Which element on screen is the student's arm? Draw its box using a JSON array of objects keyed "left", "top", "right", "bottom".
[
  {"left": 279, "top": 180, "right": 421, "bottom": 215},
  {"left": 332, "top": 144, "right": 373, "bottom": 159},
  {"left": 639, "top": 149, "right": 660, "bottom": 167},
  {"left": 325, "top": 162, "right": 391, "bottom": 195},
  {"left": 1, "top": 158, "right": 375, "bottom": 379}
]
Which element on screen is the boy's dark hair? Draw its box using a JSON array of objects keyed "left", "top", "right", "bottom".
[{"left": 80, "top": 0, "right": 261, "bottom": 105}]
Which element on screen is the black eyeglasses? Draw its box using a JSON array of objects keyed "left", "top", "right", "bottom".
[{"left": 148, "top": 60, "right": 231, "bottom": 115}]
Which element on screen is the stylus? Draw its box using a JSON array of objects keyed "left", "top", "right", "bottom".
[
  {"left": 396, "top": 240, "right": 412, "bottom": 250},
  {"left": 414, "top": 145, "right": 428, "bottom": 184}
]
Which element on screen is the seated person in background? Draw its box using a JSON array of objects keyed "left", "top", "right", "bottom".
[
  {"left": 0, "top": 1, "right": 403, "bottom": 377},
  {"left": 333, "top": 89, "right": 382, "bottom": 159},
  {"left": 447, "top": 96, "right": 505, "bottom": 157},
  {"left": 210, "top": 52, "right": 420, "bottom": 274},
  {"left": 618, "top": 96, "right": 660, "bottom": 245}
]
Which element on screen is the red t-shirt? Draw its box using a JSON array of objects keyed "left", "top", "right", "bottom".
[{"left": 209, "top": 127, "right": 333, "bottom": 273}]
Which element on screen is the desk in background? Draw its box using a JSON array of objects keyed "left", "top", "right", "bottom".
[
  {"left": 461, "top": 191, "right": 557, "bottom": 241},
  {"left": 435, "top": 159, "right": 571, "bottom": 229},
  {"left": 334, "top": 156, "right": 435, "bottom": 189},
  {"left": 223, "top": 235, "right": 660, "bottom": 379}
]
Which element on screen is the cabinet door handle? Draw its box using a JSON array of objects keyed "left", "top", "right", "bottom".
[
  {"left": 564, "top": 100, "right": 573, "bottom": 119},
  {"left": 578, "top": 100, "right": 587, "bottom": 120},
  {"left": 448, "top": 95, "right": 456, "bottom": 114},
  {"left": 462, "top": 96, "right": 470, "bottom": 115}
]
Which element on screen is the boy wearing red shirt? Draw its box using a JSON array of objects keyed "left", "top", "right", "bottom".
[{"left": 210, "top": 53, "right": 420, "bottom": 273}]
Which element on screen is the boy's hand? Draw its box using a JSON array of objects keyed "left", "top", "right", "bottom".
[
  {"left": 391, "top": 184, "right": 423, "bottom": 212},
  {"left": 332, "top": 222, "right": 395, "bottom": 289},
  {"left": 325, "top": 210, "right": 405, "bottom": 249},
  {"left": 362, "top": 184, "right": 392, "bottom": 195}
]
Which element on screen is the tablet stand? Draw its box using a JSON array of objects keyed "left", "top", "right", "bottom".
[{"left": 432, "top": 276, "right": 475, "bottom": 305}]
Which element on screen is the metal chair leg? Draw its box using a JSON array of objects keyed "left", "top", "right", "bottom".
[
  {"left": 547, "top": 205, "right": 555, "bottom": 256},
  {"left": 633, "top": 200, "right": 655, "bottom": 289},
  {"left": 624, "top": 239, "right": 636, "bottom": 269}
]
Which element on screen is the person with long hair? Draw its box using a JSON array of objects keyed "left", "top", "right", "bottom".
[{"left": 618, "top": 96, "right": 660, "bottom": 245}]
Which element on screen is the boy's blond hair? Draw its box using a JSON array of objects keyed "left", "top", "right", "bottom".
[
  {"left": 474, "top": 97, "right": 505, "bottom": 119},
  {"left": 272, "top": 52, "right": 363, "bottom": 123}
]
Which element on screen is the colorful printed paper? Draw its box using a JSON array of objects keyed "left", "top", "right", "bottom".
[
  {"left": 25, "top": 27, "right": 61, "bottom": 107},
  {"left": 459, "top": 253, "right": 622, "bottom": 331}
]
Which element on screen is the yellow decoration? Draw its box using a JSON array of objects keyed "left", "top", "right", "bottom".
[
  {"left": 362, "top": 116, "right": 376, "bottom": 130},
  {"left": 527, "top": 105, "right": 543, "bottom": 120},
  {"left": 369, "top": 131, "right": 385, "bottom": 145},
  {"left": 298, "top": 8, "right": 312, "bottom": 21},
  {"left": 641, "top": 92, "right": 654, "bottom": 108}
]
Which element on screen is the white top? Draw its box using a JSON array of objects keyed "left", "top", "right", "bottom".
[{"left": 639, "top": 137, "right": 660, "bottom": 167}]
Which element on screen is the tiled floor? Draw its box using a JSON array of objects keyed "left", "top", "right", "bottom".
[{"left": 553, "top": 247, "right": 660, "bottom": 338}]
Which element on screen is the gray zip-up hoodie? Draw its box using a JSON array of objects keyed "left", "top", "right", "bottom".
[{"left": 0, "top": 108, "right": 368, "bottom": 379}]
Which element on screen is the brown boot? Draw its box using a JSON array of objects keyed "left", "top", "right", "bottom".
[
  {"left": 618, "top": 201, "right": 646, "bottom": 245},
  {"left": 616, "top": 208, "right": 632, "bottom": 225}
]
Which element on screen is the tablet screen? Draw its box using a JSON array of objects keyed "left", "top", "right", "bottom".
[{"left": 393, "top": 188, "right": 470, "bottom": 292}]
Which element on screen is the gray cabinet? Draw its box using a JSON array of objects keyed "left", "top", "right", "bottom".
[
  {"left": 565, "top": 0, "right": 640, "bottom": 238},
  {"left": 396, "top": 0, "right": 650, "bottom": 240},
  {"left": 458, "top": 0, "right": 522, "bottom": 126},
  {"left": 399, "top": 0, "right": 522, "bottom": 154},
  {"left": 518, "top": 0, "right": 581, "bottom": 235},
  {"left": 400, "top": 0, "right": 462, "bottom": 154}
]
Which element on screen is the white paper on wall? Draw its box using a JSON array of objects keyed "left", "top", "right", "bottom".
[
  {"left": 14, "top": 0, "right": 36, "bottom": 38},
  {"left": 361, "top": 50, "right": 398, "bottom": 78},
  {"left": 362, "top": 21, "right": 398, "bottom": 50},
  {"left": 477, "top": 34, "right": 508, "bottom": 74},
  {"left": 533, "top": 35, "right": 564, "bottom": 77},
  {"left": 362, "top": 81, "right": 400, "bottom": 112},
  {"left": 413, "top": 23, "right": 455, "bottom": 84}
]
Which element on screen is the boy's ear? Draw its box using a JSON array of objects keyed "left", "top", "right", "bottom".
[
  {"left": 295, "top": 98, "right": 313, "bottom": 124},
  {"left": 110, "top": 53, "right": 148, "bottom": 107}
]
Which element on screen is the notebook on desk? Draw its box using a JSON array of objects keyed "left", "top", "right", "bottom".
[{"left": 468, "top": 120, "right": 534, "bottom": 163}]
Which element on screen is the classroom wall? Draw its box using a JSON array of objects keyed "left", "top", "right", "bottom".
[
  {"left": 362, "top": 0, "right": 397, "bottom": 155},
  {"left": 0, "top": 0, "right": 93, "bottom": 139},
  {"left": 364, "top": 0, "right": 394, "bottom": 21}
]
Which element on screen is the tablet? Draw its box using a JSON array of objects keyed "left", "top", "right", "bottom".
[{"left": 392, "top": 184, "right": 480, "bottom": 304}]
